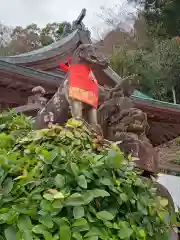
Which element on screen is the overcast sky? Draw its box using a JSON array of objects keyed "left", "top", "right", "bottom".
[{"left": 0, "top": 0, "right": 136, "bottom": 38}]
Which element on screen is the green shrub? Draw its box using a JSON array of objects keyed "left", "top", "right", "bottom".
[{"left": 0, "top": 114, "right": 175, "bottom": 239}]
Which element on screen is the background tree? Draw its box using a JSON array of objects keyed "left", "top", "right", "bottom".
[
  {"left": 110, "top": 38, "right": 180, "bottom": 103},
  {"left": 40, "top": 21, "right": 72, "bottom": 45},
  {"left": 129, "top": 0, "right": 180, "bottom": 39},
  {"left": 98, "top": 3, "right": 180, "bottom": 103},
  {"left": 0, "top": 23, "right": 12, "bottom": 55},
  {"left": 154, "top": 38, "right": 180, "bottom": 103},
  {"left": 0, "top": 21, "right": 73, "bottom": 56},
  {"left": 8, "top": 24, "right": 41, "bottom": 55},
  {"left": 110, "top": 46, "right": 164, "bottom": 99}
]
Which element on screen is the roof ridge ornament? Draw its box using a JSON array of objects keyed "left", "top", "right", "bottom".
[{"left": 72, "top": 8, "right": 87, "bottom": 31}]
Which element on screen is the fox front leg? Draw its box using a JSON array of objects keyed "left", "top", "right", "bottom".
[{"left": 87, "top": 107, "right": 103, "bottom": 136}]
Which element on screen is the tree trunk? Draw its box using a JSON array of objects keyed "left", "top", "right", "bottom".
[{"left": 172, "top": 87, "right": 177, "bottom": 104}]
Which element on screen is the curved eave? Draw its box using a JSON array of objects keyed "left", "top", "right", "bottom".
[
  {"left": 0, "top": 30, "right": 93, "bottom": 71},
  {"left": 0, "top": 30, "right": 80, "bottom": 65},
  {"left": 0, "top": 60, "right": 63, "bottom": 89},
  {"left": 132, "top": 96, "right": 180, "bottom": 121},
  {"left": 132, "top": 96, "right": 180, "bottom": 146}
]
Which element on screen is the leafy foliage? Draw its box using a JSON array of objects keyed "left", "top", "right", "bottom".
[
  {"left": 101, "top": 2, "right": 180, "bottom": 103},
  {"left": 129, "top": 0, "right": 180, "bottom": 39},
  {"left": 0, "top": 21, "right": 72, "bottom": 56},
  {"left": 176, "top": 209, "right": 180, "bottom": 233},
  {"left": 0, "top": 110, "right": 33, "bottom": 134},
  {"left": 110, "top": 37, "right": 180, "bottom": 103},
  {"left": 0, "top": 112, "right": 174, "bottom": 239},
  {"left": 110, "top": 46, "right": 164, "bottom": 100}
]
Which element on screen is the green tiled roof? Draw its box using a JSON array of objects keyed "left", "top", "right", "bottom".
[
  {"left": 132, "top": 90, "right": 153, "bottom": 100},
  {"left": 132, "top": 90, "right": 180, "bottom": 110}
]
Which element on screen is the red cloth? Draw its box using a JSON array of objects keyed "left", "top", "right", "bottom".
[
  {"left": 59, "top": 62, "right": 69, "bottom": 72},
  {"left": 69, "top": 64, "right": 98, "bottom": 108},
  {"left": 67, "top": 57, "right": 72, "bottom": 64},
  {"left": 59, "top": 57, "right": 72, "bottom": 72}
]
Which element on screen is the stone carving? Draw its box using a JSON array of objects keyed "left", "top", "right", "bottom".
[
  {"left": 36, "top": 43, "right": 108, "bottom": 132},
  {"left": 35, "top": 82, "right": 69, "bottom": 129},
  {"left": 28, "top": 86, "right": 47, "bottom": 108},
  {"left": 63, "top": 8, "right": 90, "bottom": 37},
  {"left": 98, "top": 80, "right": 159, "bottom": 175},
  {"left": 72, "top": 8, "right": 87, "bottom": 31}
]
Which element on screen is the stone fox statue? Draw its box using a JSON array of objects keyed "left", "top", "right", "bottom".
[
  {"left": 63, "top": 44, "right": 108, "bottom": 132},
  {"left": 35, "top": 44, "right": 108, "bottom": 130}
]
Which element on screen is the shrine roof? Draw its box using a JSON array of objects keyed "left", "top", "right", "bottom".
[
  {"left": 0, "top": 30, "right": 80, "bottom": 65},
  {"left": 132, "top": 93, "right": 180, "bottom": 113},
  {"left": 133, "top": 90, "right": 153, "bottom": 100},
  {"left": 0, "top": 60, "right": 63, "bottom": 90},
  {"left": 131, "top": 94, "right": 180, "bottom": 146}
]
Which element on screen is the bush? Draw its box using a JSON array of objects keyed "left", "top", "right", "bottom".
[{"left": 0, "top": 114, "right": 175, "bottom": 239}]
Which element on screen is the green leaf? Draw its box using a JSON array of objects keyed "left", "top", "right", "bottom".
[
  {"left": 73, "top": 206, "right": 85, "bottom": 219},
  {"left": 84, "top": 227, "right": 108, "bottom": 239},
  {"left": 118, "top": 221, "right": 133, "bottom": 239},
  {"left": 134, "top": 178, "right": 143, "bottom": 186},
  {"left": 55, "top": 174, "right": 65, "bottom": 188},
  {"left": 42, "top": 231, "right": 53, "bottom": 240},
  {"left": 74, "top": 130, "right": 82, "bottom": 138},
  {"left": 137, "top": 202, "right": 148, "bottom": 215},
  {"left": 72, "top": 218, "right": 88, "bottom": 227},
  {"left": 17, "top": 221, "right": 33, "bottom": 240},
  {"left": 32, "top": 224, "right": 47, "bottom": 234},
  {"left": 160, "top": 198, "right": 169, "bottom": 207},
  {"left": 67, "top": 118, "right": 83, "bottom": 128},
  {"left": 93, "top": 189, "right": 110, "bottom": 198},
  {"left": 107, "top": 150, "right": 124, "bottom": 169},
  {"left": 39, "top": 216, "right": 54, "bottom": 228},
  {"left": 138, "top": 229, "right": 146, "bottom": 239},
  {"left": 43, "top": 193, "right": 54, "bottom": 201},
  {"left": 4, "top": 226, "right": 17, "bottom": 240},
  {"left": 71, "top": 163, "right": 79, "bottom": 177},
  {"left": 85, "top": 237, "right": 98, "bottom": 240},
  {"left": 17, "top": 215, "right": 32, "bottom": 231},
  {"left": 3, "top": 178, "right": 13, "bottom": 195},
  {"left": 52, "top": 200, "right": 64, "bottom": 210},
  {"left": 120, "top": 193, "right": 128, "bottom": 202},
  {"left": 32, "top": 225, "right": 52, "bottom": 240},
  {"left": 59, "top": 218, "right": 71, "bottom": 240},
  {"left": 65, "top": 193, "right": 84, "bottom": 206},
  {"left": 73, "top": 139, "right": 81, "bottom": 145},
  {"left": 96, "top": 211, "right": 114, "bottom": 221},
  {"left": 22, "top": 231, "right": 33, "bottom": 240},
  {"left": 53, "top": 192, "right": 64, "bottom": 199},
  {"left": 0, "top": 213, "right": 11, "bottom": 223},
  {"left": 99, "top": 178, "right": 112, "bottom": 186},
  {"left": 77, "top": 175, "right": 87, "bottom": 189},
  {"left": 72, "top": 232, "right": 83, "bottom": 240},
  {"left": 83, "top": 191, "right": 95, "bottom": 204},
  {"left": 50, "top": 150, "right": 58, "bottom": 161},
  {"left": 66, "top": 131, "right": 74, "bottom": 139}
]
